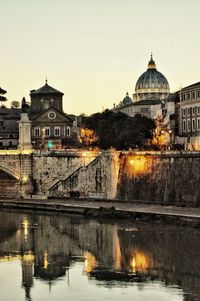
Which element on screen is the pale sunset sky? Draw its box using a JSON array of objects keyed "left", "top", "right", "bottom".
[{"left": 0, "top": 0, "right": 200, "bottom": 115}]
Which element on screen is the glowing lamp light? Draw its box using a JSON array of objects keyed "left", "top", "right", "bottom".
[
  {"left": 22, "top": 176, "right": 28, "bottom": 183},
  {"left": 47, "top": 140, "right": 53, "bottom": 149}
]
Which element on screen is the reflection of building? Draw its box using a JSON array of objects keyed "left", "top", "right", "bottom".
[
  {"left": 0, "top": 205, "right": 200, "bottom": 301},
  {"left": 113, "top": 55, "right": 170, "bottom": 120}
]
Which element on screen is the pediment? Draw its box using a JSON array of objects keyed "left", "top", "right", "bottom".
[{"left": 33, "top": 108, "right": 73, "bottom": 123}]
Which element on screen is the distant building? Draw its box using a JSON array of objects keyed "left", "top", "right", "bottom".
[
  {"left": 113, "top": 55, "right": 170, "bottom": 120},
  {"left": 178, "top": 82, "right": 200, "bottom": 149},
  {"left": 29, "top": 80, "right": 78, "bottom": 148},
  {"left": 0, "top": 81, "right": 79, "bottom": 149},
  {"left": 0, "top": 107, "right": 21, "bottom": 148}
]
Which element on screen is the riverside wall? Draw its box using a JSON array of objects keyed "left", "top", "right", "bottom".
[
  {"left": 117, "top": 152, "right": 200, "bottom": 206},
  {"left": 1, "top": 149, "right": 200, "bottom": 207},
  {"left": 32, "top": 150, "right": 200, "bottom": 206}
]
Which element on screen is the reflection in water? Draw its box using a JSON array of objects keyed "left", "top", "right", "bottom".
[
  {"left": 130, "top": 249, "right": 149, "bottom": 273},
  {"left": 0, "top": 211, "right": 199, "bottom": 301},
  {"left": 22, "top": 218, "right": 29, "bottom": 241},
  {"left": 84, "top": 251, "right": 97, "bottom": 273}
]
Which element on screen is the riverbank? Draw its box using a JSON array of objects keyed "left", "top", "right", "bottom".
[{"left": 1, "top": 198, "right": 200, "bottom": 227}]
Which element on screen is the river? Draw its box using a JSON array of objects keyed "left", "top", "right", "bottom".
[{"left": 0, "top": 210, "right": 199, "bottom": 301}]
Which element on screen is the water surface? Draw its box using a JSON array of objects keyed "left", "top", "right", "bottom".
[{"left": 0, "top": 210, "right": 199, "bottom": 301}]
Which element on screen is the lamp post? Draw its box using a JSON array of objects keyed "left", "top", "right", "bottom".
[{"left": 168, "top": 129, "right": 172, "bottom": 150}]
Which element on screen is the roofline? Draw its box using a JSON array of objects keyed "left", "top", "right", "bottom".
[{"left": 181, "top": 82, "right": 200, "bottom": 91}]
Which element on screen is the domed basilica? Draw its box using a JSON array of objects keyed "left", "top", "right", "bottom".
[
  {"left": 113, "top": 55, "right": 170, "bottom": 120},
  {"left": 133, "top": 55, "right": 170, "bottom": 101}
]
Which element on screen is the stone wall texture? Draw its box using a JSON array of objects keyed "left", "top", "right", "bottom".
[
  {"left": 117, "top": 153, "right": 200, "bottom": 206},
  {"left": 32, "top": 151, "right": 99, "bottom": 195}
]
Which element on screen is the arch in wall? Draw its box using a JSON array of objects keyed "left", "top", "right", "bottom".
[{"left": 0, "top": 163, "right": 20, "bottom": 180}]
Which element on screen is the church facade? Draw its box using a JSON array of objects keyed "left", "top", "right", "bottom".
[{"left": 29, "top": 81, "right": 76, "bottom": 148}]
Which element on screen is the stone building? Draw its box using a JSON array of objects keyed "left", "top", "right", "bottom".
[
  {"left": 0, "top": 107, "right": 21, "bottom": 148},
  {"left": 178, "top": 82, "right": 200, "bottom": 149},
  {"left": 113, "top": 55, "right": 170, "bottom": 120},
  {"left": 29, "top": 80, "right": 78, "bottom": 148}
]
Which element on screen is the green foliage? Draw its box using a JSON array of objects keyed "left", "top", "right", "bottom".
[
  {"left": 83, "top": 110, "right": 155, "bottom": 150},
  {"left": 0, "top": 87, "right": 7, "bottom": 105},
  {"left": 11, "top": 101, "right": 20, "bottom": 108}
]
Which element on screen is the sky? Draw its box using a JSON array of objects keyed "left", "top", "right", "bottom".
[{"left": 0, "top": 0, "right": 200, "bottom": 115}]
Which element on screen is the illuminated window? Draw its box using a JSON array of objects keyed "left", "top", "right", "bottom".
[
  {"left": 54, "top": 127, "right": 60, "bottom": 137},
  {"left": 34, "top": 127, "right": 40, "bottom": 137}
]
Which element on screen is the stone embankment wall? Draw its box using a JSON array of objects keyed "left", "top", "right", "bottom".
[
  {"left": 117, "top": 152, "right": 200, "bottom": 206},
  {"left": 32, "top": 150, "right": 200, "bottom": 206},
  {"left": 32, "top": 151, "right": 99, "bottom": 195},
  {"left": 50, "top": 150, "right": 120, "bottom": 199}
]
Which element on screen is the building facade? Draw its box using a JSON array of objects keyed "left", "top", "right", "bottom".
[
  {"left": 29, "top": 81, "right": 78, "bottom": 148},
  {"left": 178, "top": 82, "right": 200, "bottom": 149},
  {"left": 0, "top": 108, "right": 21, "bottom": 148}
]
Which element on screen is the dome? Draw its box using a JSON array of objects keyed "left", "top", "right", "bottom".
[
  {"left": 122, "top": 92, "right": 133, "bottom": 105},
  {"left": 135, "top": 55, "right": 170, "bottom": 96}
]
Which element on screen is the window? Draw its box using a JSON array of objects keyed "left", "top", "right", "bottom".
[
  {"left": 66, "top": 126, "right": 70, "bottom": 136},
  {"left": 140, "top": 107, "right": 149, "bottom": 113},
  {"left": 183, "top": 120, "right": 186, "bottom": 132},
  {"left": 187, "top": 93, "right": 191, "bottom": 100},
  {"left": 187, "top": 120, "right": 191, "bottom": 131},
  {"left": 187, "top": 108, "right": 190, "bottom": 116},
  {"left": 182, "top": 94, "right": 186, "bottom": 101},
  {"left": 182, "top": 108, "right": 185, "bottom": 117},
  {"left": 192, "top": 91, "right": 196, "bottom": 99},
  {"left": 197, "top": 91, "right": 200, "bottom": 98},
  {"left": 198, "top": 107, "right": 200, "bottom": 114},
  {"left": 45, "top": 127, "right": 50, "bottom": 137},
  {"left": 34, "top": 127, "right": 40, "bottom": 137},
  {"left": 192, "top": 107, "right": 196, "bottom": 115},
  {"left": 54, "top": 127, "right": 60, "bottom": 137},
  {"left": 192, "top": 119, "right": 195, "bottom": 131},
  {"left": 197, "top": 118, "right": 200, "bottom": 130}
]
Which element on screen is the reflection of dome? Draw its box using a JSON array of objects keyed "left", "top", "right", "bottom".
[
  {"left": 122, "top": 93, "right": 133, "bottom": 105},
  {"left": 134, "top": 55, "right": 170, "bottom": 100}
]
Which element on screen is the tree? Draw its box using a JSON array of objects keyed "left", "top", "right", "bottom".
[
  {"left": 11, "top": 100, "right": 20, "bottom": 108},
  {"left": 0, "top": 87, "right": 7, "bottom": 108},
  {"left": 82, "top": 110, "right": 155, "bottom": 150}
]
